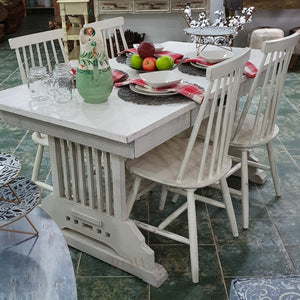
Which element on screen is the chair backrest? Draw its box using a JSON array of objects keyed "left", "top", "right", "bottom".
[
  {"left": 84, "top": 17, "right": 128, "bottom": 58},
  {"left": 8, "top": 29, "right": 68, "bottom": 84},
  {"left": 232, "top": 32, "right": 300, "bottom": 144},
  {"left": 177, "top": 48, "right": 251, "bottom": 182}
]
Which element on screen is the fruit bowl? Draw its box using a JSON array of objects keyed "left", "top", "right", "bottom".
[
  {"left": 139, "top": 70, "right": 182, "bottom": 88},
  {"left": 200, "top": 48, "right": 234, "bottom": 64}
]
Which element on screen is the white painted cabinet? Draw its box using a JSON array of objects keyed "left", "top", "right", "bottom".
[{"left": 94, "top": 0, "right": 210, "bottom": 21}]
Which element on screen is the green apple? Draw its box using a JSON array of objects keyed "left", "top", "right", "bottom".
[
  {"left": 156, "top": 55, "right": 174, "bottom": 70},
  {"left": 130, "top": 54, "right": 143, "bottom": 69}
]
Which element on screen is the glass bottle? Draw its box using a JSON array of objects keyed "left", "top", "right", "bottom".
[
  {"left": 27, "top": 66, "right": 50, "bottom": 102},
  {"left": 52, "top": 63, "right": 74, "bottom": 103}
]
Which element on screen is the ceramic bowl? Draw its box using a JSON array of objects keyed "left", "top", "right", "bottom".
[
  {"left": 200, "top": 48, "right": 234, "bottom": 64},
  {"left": 139, "top": 70, "right": 182, "bottom": 88}
]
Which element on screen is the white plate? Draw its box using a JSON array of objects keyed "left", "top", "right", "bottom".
[
  {"left": 190, "top": 62, "right": 208, "bottom": 69},
  {"left": 129, "top": 84, "right": 177, "bottom": 97},
  {"left": 200, "top": 49, "right": 234, "bottom": 64},
  {"left": 134, "top": 84, "right": 177, "bottom": 94},
  {"left": 139, "top": 70, "right": 182, "bottom": 88}
]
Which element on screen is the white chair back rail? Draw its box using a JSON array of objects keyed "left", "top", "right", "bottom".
[
  {"left": 8, "top": 29, "right": 68, "bottom": 84},
  {"left": 232, "top": 32, "right": 300, "bottom": 146},
  {"left": 84, "top": 17, "right": 128, "bottom": 58},
  {"left": 177, "top": 49, "right": 251, "bottom": 185},
  {"left": 8, "top": 29, "right": 69, "bottom": 192}
]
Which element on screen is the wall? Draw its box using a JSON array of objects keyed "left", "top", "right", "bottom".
[{"left": 234, "top": 9, "right": 300, "bottom": 47}]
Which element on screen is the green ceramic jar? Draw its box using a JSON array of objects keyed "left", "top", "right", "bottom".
[{"left": 76, "top": 27, "right": 113, "bottom": 104}]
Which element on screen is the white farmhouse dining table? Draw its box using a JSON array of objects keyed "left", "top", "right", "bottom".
[{"left": 0, "top": 41, "right": 264, "bottom": 287}]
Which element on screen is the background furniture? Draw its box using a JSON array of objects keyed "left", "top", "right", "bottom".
[
  {"left": 94, "top": 0, "right": 210, "bottom": 21},
  {"left": 0, "top": 0, "right": 25, "bottom": 43},
  {"left": 8, "top": 29, "right": 68, "bottom": 192},
  {"left": 289, "top": 27, "right": 300, "bottom": 70},
  {"left": 249, "top": 28, "right": 284, "bottom": 49},
  {"left": 58, "top": 0, "right": 90, "bottom": 60},
  {"left": 0, "top": 153, "right": 40, "bottom": 236},
  {"left": 0, "top": 206, "right": 77, "bottom": 299},
  {"left": 230, "top": 276, "right": 300, "bottom": 299}
]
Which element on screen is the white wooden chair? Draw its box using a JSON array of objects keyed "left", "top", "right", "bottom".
[
  {"left": 84, "top": 17, "right": 128, "bottom": 58},
  {"left": 126, "top": 49, "right": 251, "bottom": 283},
  {"left": 8, "top": 29, "right": 68, "bottom": 191},
  {"left": 228, "top": 32, "right": 300, "bottom": 229}
]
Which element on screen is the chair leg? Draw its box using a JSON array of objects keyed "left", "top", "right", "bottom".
[
  {"left": 187, "top": 189, "right": 199, "bottom": 283},
  {"left": 159, "top": 185, "right": 168, "bottom": 210},
  {"left": 31, "top": 144, "right": 44, "bottom": 184},
  {"left": 241, "top": 149, "right": 249, "bottom": 229},
  {"left": 220, "top": 177, "right": 239, "bottom": 237},
  {"left": 267, "top": 142, "right": 281, "bottom": 197},
  {"left": 172, "top": 193, "right": 179, "bottom": 203}
]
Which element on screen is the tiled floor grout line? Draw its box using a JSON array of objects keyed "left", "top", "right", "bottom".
[
  {"left": 256, "top": 184, "right": 300, "bottom": 275},
  {"left": 283, "top": 93, "right": 300, "bottom": 114},
  {"left": 11, "top": 129, "right": 30, "bottom": 155},
  {"left": 204, "top": 203, "right": 229, "bottom": 300},
  {"left": 277, "top": 136, "right": 300, "bottom": 171},
  {"left": 0, "top": 68, "right": 20, "bottom": 88}
]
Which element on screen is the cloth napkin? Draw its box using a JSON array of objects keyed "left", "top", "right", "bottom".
[
  {"left": 115, "top": 78, "right": 204, "bottom": 104},
  {"left": 183, "top": 57, "right": 257, "bottom": 78},
  {"left": 71, "top": 68, "right": 127, "bottom": 83},
  {"left": 112, "top": 70, "right": 127, "bottom": 83}
]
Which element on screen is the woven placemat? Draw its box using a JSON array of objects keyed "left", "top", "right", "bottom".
[
  {"left": 118, "top": 86, "right": 193, "bottom": 106},
  {"left": 116, "top": 54, "right": 128, "bottom": 65},
  {"left": 178, "top": 63, "right": 206, "bottom": 77}
]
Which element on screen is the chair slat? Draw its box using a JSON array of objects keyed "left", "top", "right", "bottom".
[
  {"left": 84, "top": 17, "right": 129, "bottom": 58},
  {"left": 36, "top": 43, "right": 42, "bottom": 66}
]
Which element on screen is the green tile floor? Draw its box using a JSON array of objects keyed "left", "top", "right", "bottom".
[{"left": 1, "top": 13, "right": 300, "bottom": 300}]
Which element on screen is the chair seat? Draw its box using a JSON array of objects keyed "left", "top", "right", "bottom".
[
  {"left": 231, "top": 113, "right": 279, "bottom": 148},
  {"left": 127, "top": 136, "right": 232, "bottom": 189}
]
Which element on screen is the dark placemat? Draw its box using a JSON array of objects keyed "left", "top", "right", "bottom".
[
  {"left": 178, "top": 63, "right": 207, "bottom": 77},
  {"left": 118, "top": 86, "right": 193, "bottom": 106},
  {"left": 116, "top": 54, "right": 128, "bottom": 65}
]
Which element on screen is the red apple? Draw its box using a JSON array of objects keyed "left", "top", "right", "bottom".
[{"left": 142, "top": 57, "right": 156, "bottom": 72}]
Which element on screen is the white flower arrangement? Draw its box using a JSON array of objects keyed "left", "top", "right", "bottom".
[
  {"left": 183, "top": 6, "right": 255, "bottom": 48},
  {"left": 184, "top": 6, "right": 255, "bottom": 35}
]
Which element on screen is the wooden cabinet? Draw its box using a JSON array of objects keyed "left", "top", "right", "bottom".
[
  {"left": 94, "top": 0, "right": 210, "bottom": 21},
  {"left": 58, "top": 0, "right": 90, "bottom": 59}
]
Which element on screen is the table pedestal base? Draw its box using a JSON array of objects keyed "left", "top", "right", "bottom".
[{"left": 42, "top": 194, "right": 168, "bottom": 287}]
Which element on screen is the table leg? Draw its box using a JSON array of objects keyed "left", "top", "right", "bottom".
[{"left": 41, "top": 136, "right": 168, "bottom": 287}]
